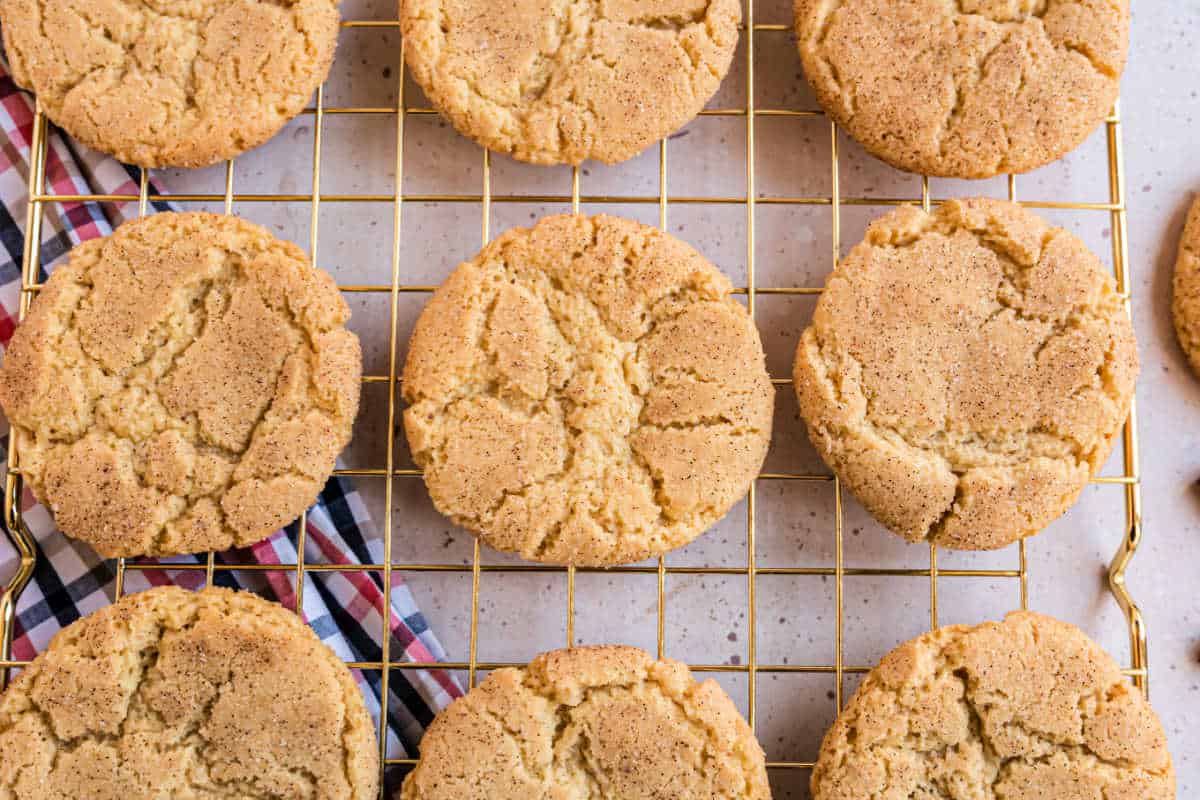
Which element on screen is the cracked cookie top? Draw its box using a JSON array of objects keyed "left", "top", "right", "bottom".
[
  {"left": 794, "top": 0, "right": 1130, "bottom": 178},
  {"left": 0, "top": 212, "right": 361, "bottom": 558},
  {"left": 793, "top": 198, "right": 1137, "bottom": 550},
  {"left": 0, "top": 0, "right": 339, "bottom": 168},
  {"left": 812, "top": 611, "right": 1174, "bottom": 800},
  {"left": 0, "top": 586, "right": 379, "bottom": 799},
  {"left": 402, "top": 214, "right": 773, "bottom": 566},
  {"left": 1172, "top": 196, "right": 1200, "bottom": 379},
  {"left": 400, "top": 644, "right": 770, "bottom": 800},
  {"left": 400, "top": 0, "right": 740, "bottom": 165}
]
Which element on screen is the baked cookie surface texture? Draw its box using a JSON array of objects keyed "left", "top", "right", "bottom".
[
  {"left": 1172, "top": 196, "right": 1200, "bottom": 378},
  {"left": 793, "top": 198, "right": 1137, "bottom": 550},
  {"left": 0, "top": 212, "right": 362, "bottom": 558},
  {"left": 794, "top": 0, "right": 1130, "bottom": 178},
  {"left": 401, "top": 0, "right": 740, "bottom": 165},
  {"left": 400, "top": 644, "right": 770, "bottom": 800},
  {"left": 0, "top": 586, "right": 379, "bottom": 800},
  {"left": 0, "top": 0, "right": 340, "bottom": 167},
  {"left": 812, "top": 611, "right": 1174, "bottom": 800},
  {"left": 403, "top": 213, "right": 773, "bottom": 566}
]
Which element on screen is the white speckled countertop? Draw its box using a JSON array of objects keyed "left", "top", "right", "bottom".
[
  {"left": 1116, "top": 4, "right": 1200, "bottom": 792},
  {"left": 9, "top": 1, "right": 1200, "bottom": 797}
]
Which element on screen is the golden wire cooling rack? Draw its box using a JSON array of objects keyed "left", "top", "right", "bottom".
[{"left": 0, "top": 9, "right": 1148, "bottom": 798}]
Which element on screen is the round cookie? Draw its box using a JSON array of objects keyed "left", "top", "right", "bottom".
[
  {"left": 0, "top": 212, "right": 361, "bottom": 558},
  {"left": 0, "top": 0, "right": 339, "bottom": 168},
  {"left": 400, "top": 644, "right": 770, "bottom": 800},
  {"left": 793, "top": 198, "right": 1137, "bottom": 550},
  {"left": 812, "top": 611, "right": 1174, "bottom": 800},
  {"left": 402, "top": 214, "right": 773, "bottom": 566},
  {"left": 400, "top": 0, "right": 740, "bottom": 165},
  {"left": 1172, "top": 196, "right": 1200, "bottom": 378},
  {"left": 794, "top": 0, "right": 1129, "bottom": 178},
  {"left": 0, "top": 586, "right": 379, "bottom": 799}
]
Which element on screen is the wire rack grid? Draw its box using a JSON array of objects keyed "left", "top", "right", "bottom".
[{"left": 0, "top": 7, "right": 1148, "bottom": 797}]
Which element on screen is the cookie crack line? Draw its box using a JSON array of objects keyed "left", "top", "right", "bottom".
[
  {"left": 950, "top": 0, "right": 1050, "bottom": 24},
  {"left": 947, "top": 658, "right": 1171, "bottom": 789},
  {"left": 33, "top": 250, "right": 334, "bottom": 551},
  {"left": 413, "top": 383, "right": 670, "bottom": 564},
  {"left": 506, "top": 0, "right": 717, "bottom": 108},
  {"left": 1057, "top": 37, "right": 1120, "bottom": 79},
  {"left": 33, "top": 0, "right": 197, "bottom": 102},
  {"left": 858, "top": 664, "right": 1161, "bottom": 799},
  {"left": 565, "top": 717, "right": 608, "bottom": 797},
  {"left": 935, "top": 25, "right": 1019, "bottom": 157},
  {"left": 529, "top": 665, "right": 758, "bottom": 795},
  {"left": 807, "top": 330, "right": 1095, "bottom": 473},
  {"left": 809, "top": 0, "right": 855, "bottom": 114},
  {"left": 475, "top": 702, "right": 548, "bottom": 784},
  {"left": 7, "top": 617, "right": 273, "bottom": 794},
  {"left": 403, "top": 232, "right": 736, "bottom": 420},
  {"left": 515, "top": 0, "right": 577, "bottom": 105}
]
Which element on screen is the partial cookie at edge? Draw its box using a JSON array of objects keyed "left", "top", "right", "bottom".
[
  {"left": 400, "top": 0, "right": 741, "bottom": 165},
  {"left": 794, "top": 0, "right": 1130, "bottom": 178},
  {"left": 1172, "top": 196, "right": 1200, "bottom": 378},
  {"left": 811, "top": 611, "right": 1174, "bottom": 800},
  {"left": 0, "top": 585, "right": 379, "bottom": 799},
  {"left": 400, "top": 644, "right": 771, "bottom": 800}
]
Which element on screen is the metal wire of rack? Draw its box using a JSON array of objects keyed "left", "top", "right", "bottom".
[{"left": 0, "top": 9, "right": 1148, "bottom": 798}]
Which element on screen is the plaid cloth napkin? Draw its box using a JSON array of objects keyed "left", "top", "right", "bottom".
[{"left": 0, "top": 61, "right": 461, "bottom": 784}]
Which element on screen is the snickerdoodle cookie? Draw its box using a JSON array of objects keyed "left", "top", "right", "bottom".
[
  {"left": 1172, "top": 196, "right": 1200, "bottom": 378},
  {"left": 403, "top": 214, "right": 772, "bottom": 566},
  {"left": 400, "top": 0, "right": 740, "bottom": 165},
  {"left": 0, "top": 586, "right": 379, "bottom": 799},
  {"left": 400, "top": 644, "right": 770, "bottom": 800},
  {"left": 793, "top": 198, "right": 1137, "bottom": 550},
  {"left": 0, "top": 212, "right": 361, "bottom": 558},
  {"left": 794, "top": 0, "right": 1130, "bottom": 178},
  {"left": 812, "top": 611, "right": 1174, "bottom": 800},
  {"left": 0, "top": 0, "right": 339, "bottom": 167}
]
